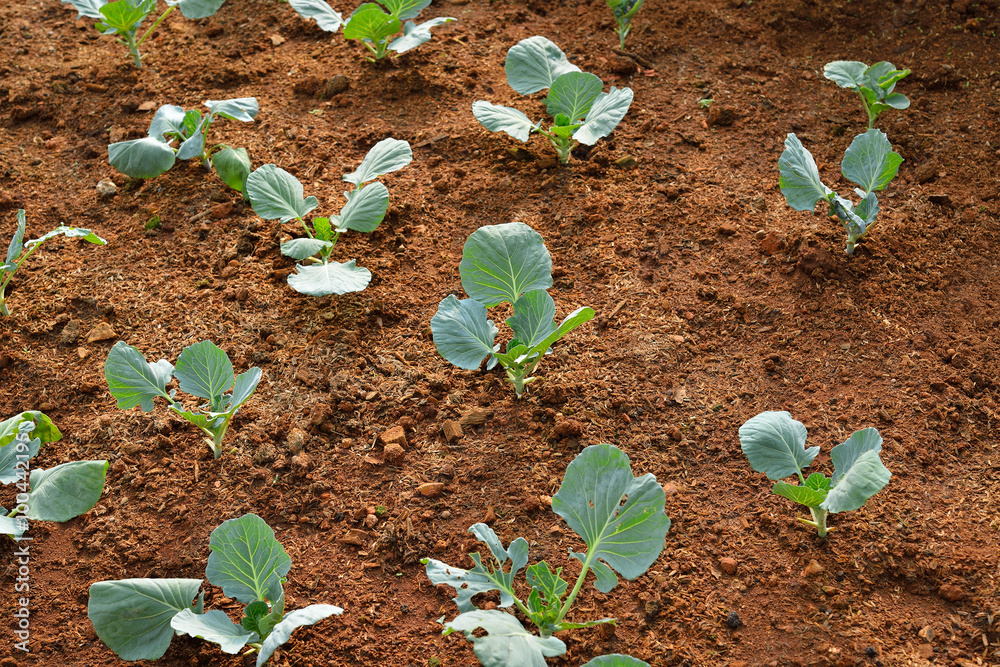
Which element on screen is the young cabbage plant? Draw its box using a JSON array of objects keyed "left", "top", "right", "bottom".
[
  {"left": 88, "top": 513, "right": 341, "bottom": 666},
  {"left": 104, "top": 340, "right": 262, "bottom": 459},
  {"left": 473, "top": 37, "right": 633, "bottom": 164},
  {"left": 245, "top": 137, "right": 412, "bottom": 297},
  {"left": 739, "top": 411, "right": 892, "bottom": 538},
  {"left": 0, "top": 411, "right": 109, "bottom": 539},
  {"left": 423, "top": 444, "right": 670, "bottom": 667},
  {"left": 606, "top": 0, "right": 644, "bottom": 49},
  {"left": 2, "top": 209, "right": 107, "bottom": 317},
  {"left": 431, "top": 222, "right": 594, "bottom": 398},
  {"left": 778, "top": 129, "right": 902, "bottom": 255},
  {"left": 108, "top": 98, "right": 257, "bottom": 193},
  {"left": 61, "top": 0, "right": 227, "bottom": 67},
  {"left": 823, "top": 60, "right": 910, "bottom": 130}
]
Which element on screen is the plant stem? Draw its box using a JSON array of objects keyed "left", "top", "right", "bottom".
[
  {"left": 0, "top": 294, "right": 8, "bottom": 317},
  {"left": 137, "top": 6, "right": 174, "bottom": 47},
  {"left": 123, "top": 30, "right": 143, "bottom": 67},
  {"left": 550, "top": 550, "right": 595, "bottom": 634},
  {"left": 797, "top": 507, "right": 831, "bottom": 537}
]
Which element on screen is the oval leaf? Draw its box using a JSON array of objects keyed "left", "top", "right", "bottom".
[
  {"left": 431, "top": 295, "right": 499, "bottom": 370},
  {"left": 213, "top": 146, "right": 252, "bottom": 192},
  {"left": 339, "top": 181, "right": 389, "bottom": 233},
  {"left": 840, "top": 128, "right": 903, "bottom": 194},
  {"left": 170, "top": 609, "right": 256, "bottom": 654},
  {"left": 26, "top": 460, "right": 108, "bottom": 522},
  {"left": 287, "top": 259, "right": 372, "bottom": 296},
  {"left": 343, "top": 3, "right": 401, "bottom": 44},
  {"left": 288, "top": 0, "right": 344, "bottom": 31},
  {"left": 171, "top": 0, "right": 226, "bottom": 20},
  {"left": 174, "top": 340, "right": 235, "bottom": 402},
  {"left": 205, "top": 513, "right": 291, "bottom": 604},
  {"left": 459, "top": 222, "right": 552, "bottom": 307},
  {"left": 739, "top": 411, "right": 819, "bottom": 479},
  {"left": 504, "top": 36, "right": 581, "bottom": 95},
  {"left": 472, "top": 101, "right": 537, "bottom": 143},
  {"left": 108, "top": 137, "right": 176, "bottom": 179},
  {"left": 343, "top": 137, "right": 413, "bottom": 187},
  {"left": 255, "top": 605, "right": 343, "bottom": 667},
  {"left": 574, "top": 86, "right": 633, "bottom": 145},
  {"left": 822, "top": 60, "right": 868, "bottom": 89},
  {"left": 389, "top": 16, "right": 455, "bottom": 53},
  {"left": 444, "top": 610, "right": 566, "bottom": 667},
  {"left": 546, "top": 72, "right": 603, "bottom": 123},
  {"left": 582, "top": 656, "right": 651, "bottom": 667},
  {"left": 246, "top": 164, "right": 319, "bottom": 222},
  {"left": 506, "top": 289, "right": 557, "bottom": 349},
  {"left": 205, "top": 97, "right": 259, "bottom": 123},
  {"left": 380, "top": 0, "right": 431, "bottom": 20},
  {"left": 778, "top": 133, "right": 833, "bottom": 211},
  {"left": 281, "top": 238, "right": 335, "bottom": 261},
  {"left": 147, "top": 104, "right": 190, "bottom": 141},
  {"left": 822, "top": 449, "right": 891, "bottom": 514},
  {"left": 104, "top": 341, "right": 174, "bottom": 411},
  {"left": 228, "top": 367, "right": 262, "bottom": 411}
]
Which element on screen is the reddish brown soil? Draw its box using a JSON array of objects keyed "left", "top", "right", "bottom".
[{"left": 2, "top": 0, "right": 1000, "bottom": 665}]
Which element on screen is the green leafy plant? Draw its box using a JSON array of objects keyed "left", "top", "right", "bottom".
[
  {"left": 108, "top": 98, "right": 257, "bottom": 193},
  {"left": 245, "top": 137, "right": 412, "bottom": 297},
  {"left": 2, "top": 209, "right": 107, "bottom": 317},
  {"left": 697, "top": 98, "right": 714, "bottom": 108},
  {"left": 423, "top": 444, "right": 669, "bottom": 666},
  {"left": 287, "top": 0, "right": 454, "bottom": 61},
  {"left": 778, "top": 129, "right": 903, "bottom": 255},
  {"left": 88, "top": 513, "right": 341, "bottom": 665},
  {"left": 606, "top": 0, "right": 644, "bottom": 49},
  {"left": 104, "top": 340, "right": 262, "bottom": 459},
  {"left": 430, "top": 222, "right": 594, "bottom": 398},
  {"left": 739, "top": 411, "right": 892, "bottom": 538},
  {"left": 473, "top": 37, "right": 633, "bottom": 164},
  {"left": 61, "top": 0, "right": 227, "bottom": 67},
  {"left": 823, "top": 60, "right": 911, "bottom": 129},
  {"left": 0, "top": 411, "right": 109, "bottom": 538}
]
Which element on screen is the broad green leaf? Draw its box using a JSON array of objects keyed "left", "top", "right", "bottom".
[
  {"left": 804, "top": 472, "right": 831, "bottom": 492},
  {"left": 423, "top": 524, "right": 526, "bottom": 612},
  {"left": 170, "top": 609, "right": 256, "bottom": 653},
  {"left": 0, "top": 514, "right": 25, "bottom": 536},
  {"left": 287, "top": 260, "right": 372, "bottom": 296},
  {"left": 865, "top": 61, "right": 896, "bottom": 93},
  {"left": 830, "top": 427, "right": 883, "bottom": 486},
  {"left": 5, "top": 209, "right": 26, "bottom": 266},
  {"left": 313, "top": 217, "right": 334, "bottom": 241},
  {"left": 841, "top": 129, "right": 902, "bottom": 194},
  {"left": 822, "top": 448, "right": 891, "bottom": 513},
  {"left": 852, "top": 191, "right": 880, "bottom": 226},
  {"left": 255, "top": 605, "right": 342, "bottom": 667},
  {"left": 170, "top": 406, "right": 222, "bottom": 434},
  {"left": 823, "top": 61, "right": 868, "bottom": 89},
  {"left": 170, "top": 0, "right": 226, "bottom": 20},
  {"left": 99, "top": 0, "right": 155, "bottom": 32},
  {"left": 459, "top": 222, "right": 552, "bottom": 307},
  {"left": 61, "top": 0, "right": 107, "bottom": 19},
  {"left": 28, "top": 226, "right": 106, "bottom": 248},
  {"left": 88, "top": 579, "right": 203, "bottom": 661},
  {"left": 105, "top": 341, "right": 174, "bottom": 411},
  {"left": 738, "top": 411, "right": 818, "bottom": 480},
  {"left": 778, "top": 133, "right": 833, "bottom": 211},
  {"left": 205, "top": 97, "right": 259, "bottom": 123},
  {"left": 582, "top": 655, "right": 651, "bottom": 667},
  {"left": 343, "top": 3, "right": 402, "bottom": 44},
  {"left": 176, "top": 117, "right": 208, "bottom": 161},
  {"left": 213, "top": 146, "right": 252, "bottom": 192},
  {"left": 0, "top": 435, "right": 41, "bottom": 485},
  {"left": 228, "top": 367, "right": 262, "bottom": 411},
  {"left": 573, "top": 86, "right": 633, "bottom": 145},
  {"left": 342, "top": 137, "right": 412, "bottom": 187},
  {"left": 288, "top": 0, "right": 345, "bottom": 31},
  {"left": 525, "top": 561, "right": 567, "bottom": 607},
  {"left": 552, "top": 444, "right": 671, "bottom": 593},
  {"left": 146, "top": 104, "right": 191, "bottom": 141},
  {"left": 772, "top": 480, "right": 827, "bottom": 507},
  {"left": 27, "top": 460, "right": 108, "bottom": 522},
  {"left": 246, "top": 165, "right": 319, "bottom": 222},
  {"left": 108, "top": 137, "right": 177, "bottom": 179},
  {"left": 281, "top": 238, "right": 335, "bottom": 260},
  {"left": 545, "top": 72, "right": 603, "bottom": 123},
  {"left": 506, "top": 290, "right": 557, "bottom": 349},
  {"left": 241, "top": 600, "right": 269, "bottom": 636},
  {"left": 379, "top": 0, "right": 430, "bottom": 20},
  {"left": 471, "top": 101, "right": 538, "bottom": 143},
  {"left": 0, "top": 411, "right": 61, "bottom": 449},
  {"left": 505, "top": 36, "right": 581, "bottom": 95},
  {"left": 206, "top": 513, "right": 291, "bottom": 604},
  {"left": 388, "top": 16, "right": 455, "bottom": 53},
  {"left": 174, "top": 341, "right": 235, "bottom": 403},
  {"left": 526, "top": 306, "right": 595, "bottom": 359},
  {"left": 444, "top": 610, "right": 566, "bottom": 667},
  {"left": 431, "top": 295, "right": 499, "bottom": 370},
  {"left": 337, "top": 181, "right": 389, "bottom": 233},
  {"left": 884, "top": 92, "right": 909, "bottom": 109}
]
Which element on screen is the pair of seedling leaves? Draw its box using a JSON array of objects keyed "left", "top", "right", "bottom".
[
  {"left": 61, "top": 0, "right": 227, "bottom": 67},
  {"left": 739, "top": 411, "right": 892, "bottom": 537},
  {"left": 2, "top": 209, "right": 106, "bottom": 317},
  {"left": 0, "top": 412, "right": 109, "bottom": 537},
  {"left": 474, "top": 37, "right": 634, "bottom": 164},
  {"left": 244, "top": 137, "right": 412, "bottom": 297},
  {"left": 824, "top": 60, "right": 911, "bottom": 130},
  {"left": 424, "top": 444, "right": 667, "bottom": 667},
  {"left": 104, "top": 340, "right": 262, "bottom": 459},
  {"left": 109, "top": 97, "right": 258, "bottom": 194},
  {"left": 287, "top": 0, "right": 454, "bottom": 60},
  {"left": 606, "top": 0, "right": 644, "bottom": 49},
  {"left": 431, "top": 222, "right": 594, "bottom": 398},
  {"left": 89, "top": 513, "right": 341, "bottom": 666}
]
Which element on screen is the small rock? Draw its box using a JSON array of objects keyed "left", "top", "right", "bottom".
[
  {"left": 138, "top": 100, "right": 157, "bottom": 112},
  {"left": 726, "top": 610, "right": 742, "bottom": 629},
  {"left": 802, "top": 559, "right": 824, "bottom": 577},
  {"left": 380, "top": 425, "right": 407, "bottom": 448},
  {"left": 60, "top": 319, "right": 82, "bottom": 344},
  {"left": 340, "top": 528, "right": 368, "bottom": 546},
  {"left": 718, "top": 223, "right": 738, "bottom": 236},
  {"left": 484, "top": 506, "right": 496, "bottom": 523},
  {"left": 77, "top": 347, "right": 90, "bottom": 360},
  {"left": 442, "top": 420, "right": 463, "bottom": 444},
  {"left": 918, "top": 625, "right": 934, "bottom": 642},
  {"left": 668, "top": 426, "right": 683, "bottom": 441},
  {"left": 417, "top": 482, "right": 445, "bottom": 497},
  {"left": 210, "top": 202, "right": 233, "bottom": 219},
  {"left": 459, "top": 408, "right": 492, "bottom": 428},
  {"left": 938, "top": 583, "right": 966, "bottom": 602},
  {"left": 662, "top": 482, "right": 678, "bottom": 496},
  {"left": 707, "top": 105, "right": 737, "bottom": 126},
  {"left": 86, "top": 321, "right": 117, "bottom": 343},
  {"left": 269, "top": 34, "right": 286, "bottom": 46},
  {"left": 552, "top": 418, "right": 583, "bottom": 439},
  {"left": 95, "top": 179, "right": 118, "bottom": 199},
  {"left": 383, "top": 442, "right": 405, "bottom": 465},
  {"left": 720, "top": 557, "right": 737, "bottom": 575},
  {"left": 286, "top": 428, "right": 307, "bottom": 454},
  {"left": 322, "top": 75, "right": 350, "bottom": 98},
  {"left": 614, "top": 155, "right": 638, "bottom": 168}
]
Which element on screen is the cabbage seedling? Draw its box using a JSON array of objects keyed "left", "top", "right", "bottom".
[
  {"left": 473, "top": 37, "right": 633, "bottom": 164},
  {"left": 823, "top": 60, "right": 911, "bottom": 130},
  {"left": 61, "top": 0, "right": 227, "bottom": 68},
  {"left": 1, "top": 209, "right": 107, "bottom": 317},
  {"left": 431, "top": 222, "right": 594, "bottom": 398},
  {"left": 104, "top": 340, "right": 262, "bottom": 459},
  {"left": 606, "top": 0, "right": 644, "bottom": 49},
  {"left": 778, "top": 129, "right": 902, "bottom": 255},
  {"left": 108, "top": 98, "right": 257, "bottom": 193},
  {"left": 423, "top": 444, "right": 669, "bottom": 666},
  {"left": 88, "top": 513, "right": 341, "bottom": 666},
  {"left": 245, "top": 137, "right": 412, "bottom": 297},
  {"left": 739, "top": 411, "right": 892, "bottom": 538},
  {"left": 0, "top": 411, "right": 109, "bottom": 538}
]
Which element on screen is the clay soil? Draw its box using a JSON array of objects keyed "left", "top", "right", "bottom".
[{"left": 2, "top": 0, "right": 1000, "bottom": 665}]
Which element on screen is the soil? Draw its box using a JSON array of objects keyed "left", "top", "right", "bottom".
[{"left": 1, "top": 0, "right": 1000, "bottom": 665}]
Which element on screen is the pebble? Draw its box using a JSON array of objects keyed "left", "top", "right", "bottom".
[
  {"left": 720, "top": 557, "right": 737, "bottom": 575},
  {"left": 95, "top": 179, "right": 117, "bottom": 199},
  {"left": 86, "top": 321, "right": 116, "bottom": 343},
  {"left": 726, "top": 610, "right": 742, "bottom": 629},
  {"left": 938, "top": 583, "right": 966, "bottom": 601},
  {"left": 442, "top": 419, "right": 463, "bottom": 443},
  {"left": 286, "top": 428, "right": 307, "bottom": 454},
  {"left": 380, "top": 425, "right": 407, "bottom": 448},
  {"left": 802, "top": 559, "right": 824, "bottom": 577},
  {"left": 60, "top": 319, "right": 81, "bottom": 344},
  {"left": 383, "top": 442, "right": 405, "bottom": 465},
  {"left": 417, "top": 482, "right": 445, "bottom": 497}
]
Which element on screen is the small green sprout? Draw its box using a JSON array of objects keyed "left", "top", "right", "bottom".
[{"left": 823, "top": 60, "right": 911, "bottom": 129}]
